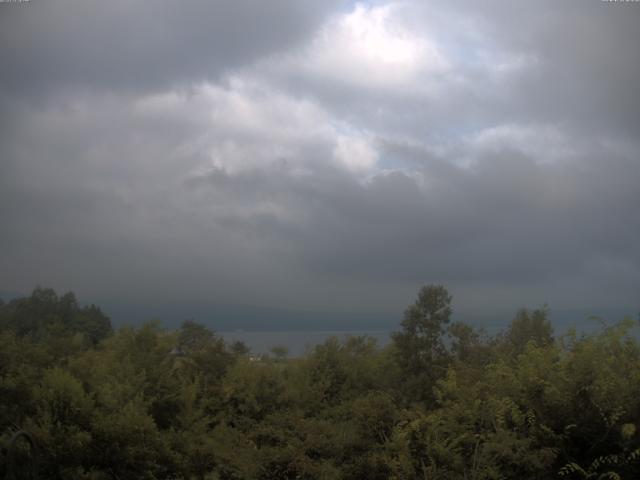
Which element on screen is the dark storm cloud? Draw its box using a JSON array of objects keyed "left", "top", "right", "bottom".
[
  {"left": 188, "top": 141, "right": 639, "bottom": 309},
  {"left": 0, "top": 0, "right": 638, "bottom": 321},
  {"left": 0, "top": 0, "right": 343, "bottom": 98}
]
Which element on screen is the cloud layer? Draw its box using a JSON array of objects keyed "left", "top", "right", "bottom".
[{"left": 1, "top": 1, "right": 639, "bottom": 322}]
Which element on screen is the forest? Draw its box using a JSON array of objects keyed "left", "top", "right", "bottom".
[{"left": 1, "top": 286, "right": 639, "bottom": 479}]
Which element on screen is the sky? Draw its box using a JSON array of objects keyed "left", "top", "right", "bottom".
[{"left": 1, "top": 0, "right": 639, "bottom": 327}]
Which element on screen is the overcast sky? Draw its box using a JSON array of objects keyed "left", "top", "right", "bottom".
[{"left": 1, "top": 0, "right": 639, "bottom": 324}]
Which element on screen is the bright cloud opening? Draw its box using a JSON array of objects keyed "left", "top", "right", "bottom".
[{"left": 306, "top": 3, "right": 448, "bottom": 90}]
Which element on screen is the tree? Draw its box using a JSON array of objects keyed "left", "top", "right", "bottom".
[
  {"left": 230, "top": 340, "right": 251, "bottom": 357},
  {"left": 73, "top": 304, "right": 112, "bottom": 345},
  {"left": 177, "top": 320, "right": 214, "bottom": 355},
  {"left": 0, "top": 287, "right": 112, "bottom": 345},
  {"left": 270, "top": 345, "right": 289, "bottom": 362},
  {"left": 448, "top": 321, "right": 493, "bottom": 366},
  {"left": 502, "top": 307, "right": 554, "bottom": 356},
  {"left": 392, "top": 285, "right": 453, "bottom": 404}
]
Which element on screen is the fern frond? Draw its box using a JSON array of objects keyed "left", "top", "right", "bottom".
[{"left": 559, "top": 462, "right": 587, "bottom": 478}]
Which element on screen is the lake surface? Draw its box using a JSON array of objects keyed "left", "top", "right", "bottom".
[
  {"left": 217, "top": 309, "right": 637, "bottom": 357},
  {"left": 219, "top": 330, "right": 392, "bottom": 356}
]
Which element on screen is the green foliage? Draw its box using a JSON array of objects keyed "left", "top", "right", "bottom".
[
  {"left": 0, "top": 287, "right": 112, "bottom": 346},
  {"left": 1, "top": 286, "right": 639, "bottom": 479},
  {"left": 392, "top": 284, "right": 453, "bottom": 404},
  {"left": 499, "top": 307, "right": 554, "bottom": 356}
]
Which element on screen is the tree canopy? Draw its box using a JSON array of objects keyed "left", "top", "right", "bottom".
[{"left": 1, "top": 286, "right": 638, "bottom": 479}]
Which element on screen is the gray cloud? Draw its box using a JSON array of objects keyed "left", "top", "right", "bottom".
[
  {"left": 0, "top": 1, "right": 638, "bottom": 325},
  {"left": 187, "top": 141, "right": 640, "bottom": 309},
  {"left": 0, "top": 0, "right": 343, "bottom": 99},
  {"left": 251, "top": 0, "right": 640, "bottom": 142}
]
